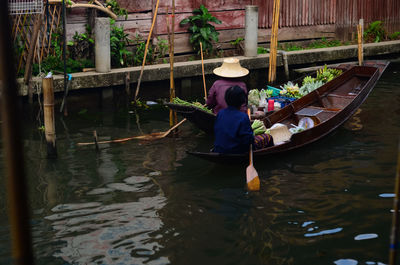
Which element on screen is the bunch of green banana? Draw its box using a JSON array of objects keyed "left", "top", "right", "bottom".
[{"left": 251, "top": 119, "right": 266, "bottom": 135}]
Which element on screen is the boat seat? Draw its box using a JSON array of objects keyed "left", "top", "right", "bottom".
[{"left": 295, "top": 107, "right": 341, "bottom": 124}]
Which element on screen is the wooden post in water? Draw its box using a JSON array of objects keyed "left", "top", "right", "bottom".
[
  {"left": 357, "top": 19, "right": 364, "bottom": 66},
  {"left": 167, "top": 2, "right": 177, "bottom": 128},
  {"left": 268, "top": 0, "right": 280, "bottom": 83},
  {"left": 0, "top": 1, "right": 34, "bottom": 263},
  {"left": 389, "top": 141, "right": 400, "bottom": 265},
  {"left": 42, "top": 76, "right": 57, "bottom": 158}
]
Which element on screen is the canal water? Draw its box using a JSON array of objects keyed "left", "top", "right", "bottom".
[{"left": 0, "top": 62, "right": 399, "bottom": 265}]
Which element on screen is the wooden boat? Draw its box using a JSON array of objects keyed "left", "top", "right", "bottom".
[
  {"left": 165, "top": 63, "right": 364, "bottom": 134},
  {"left": 188, "top": 61, "right": 389, "bottom": 164},
  {"left": 164, "top": 102, "right": 216, "bottom": 134}
]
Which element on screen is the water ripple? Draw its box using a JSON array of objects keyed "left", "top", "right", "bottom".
[
  {"left": 42, "top": 196, "right": 168, "bottom": 265},
  {"left": 304, "top": 227, "right": 343, "bottom": 237}
]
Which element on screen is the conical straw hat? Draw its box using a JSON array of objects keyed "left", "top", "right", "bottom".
[{"left": 213, "top": 58, "right": 249, "bottom": 78}]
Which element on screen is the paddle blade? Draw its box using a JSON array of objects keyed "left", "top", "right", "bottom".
[{"left": 246, "top": 165, "right": 260, "bottom": 191}]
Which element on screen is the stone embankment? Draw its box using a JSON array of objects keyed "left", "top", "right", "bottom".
[{"left": 17, "top": 40, "right": 400, "bottom": 96}]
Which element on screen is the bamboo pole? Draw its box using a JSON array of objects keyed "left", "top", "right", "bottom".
[
  {"left": 200, "top": 42, "right": 207, "bottom": 102},
  {"left": 0, "top": 1, "right": 34, "bottom": 263},
  {"left": 167, "top": 3, "right": 177, "bottom": 128},
  {"left": 268, "top": 0, "right": 280, "bottom": 83},
  {"left": 357, "top": 19, "right": 364, "bottom": 66},
  {"left": 134, "top": 0, "right": 160, "bottom": 102},
  {"left": 42, "top": 76, "right": 57, "bottom": 158},
  {"left": 24, "top": 14, "right": 42, "bottom": 103},
  {"left": 389, "top": 141, "right": 400, "bottom": 265}
]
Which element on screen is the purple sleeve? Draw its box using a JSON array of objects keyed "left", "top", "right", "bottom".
[{"left": 206, "top": 82, "right": 217, "bottom": 109}]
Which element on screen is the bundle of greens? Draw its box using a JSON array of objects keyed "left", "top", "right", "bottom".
[
  {"left": 251, "top": 119, "right": 267, "bottom": 135},
  {"left": 299, "top": 76, "right": 324, "bottom": 96},
  {"left": 280, "top": 81, "right": 301, "bottom": 98},
  {"left": 172, "top": 97, "right": 213, "bottom": 114},
  {"left": 248, "top": 89, "right": 260, "bottom": 106},
  {"left": 316, "top": 65, "right": 343, "bottom": 83}
]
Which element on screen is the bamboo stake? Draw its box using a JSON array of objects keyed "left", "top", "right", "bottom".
[
  {"left": 200, "top": 42, "right": 207, "bottom": 102},
  {"left": 134, "top": 0, "right": 160, "bottom": 102},
  {"left": 42, "top": 75, "right": 57, "bottom": 158},
  {"left": 389, "top": 141, "right": 400, "bottom": 265},
  {"left": 357, "top": 19, "right": 364, "bottom": 66},
  {"left": 167, "top": 4, "right": 177, "bottom": 128},
  {"left": 268, "top": 0, "right": 280, "bottom": 83},
  {"left": 24, "top": 14, "right": 42, "bottom": 84}
]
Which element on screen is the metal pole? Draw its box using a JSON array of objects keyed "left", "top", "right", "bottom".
[
  {"left": 62, "top": 0, "right": 67, "bottom": 96},
  {"left": 0, "top": 1, "right": 34, "bottom": 264},
  {"left": 389, "top": 140, "right": 400, "bottom": 265}
]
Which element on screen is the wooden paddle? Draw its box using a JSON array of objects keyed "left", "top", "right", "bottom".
[
  {"left": 77, "top": 118, "right": 186, "bottom": 146},
  {"left": 246, "top": 109, "right": 260, "bottom": 191}
]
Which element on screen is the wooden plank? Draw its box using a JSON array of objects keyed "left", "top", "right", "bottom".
[{"left": 117, "top": 0, "right": 152, "bottom": 13}]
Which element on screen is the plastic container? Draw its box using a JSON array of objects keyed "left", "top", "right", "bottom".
[
  {"left": 267, "top": 99, "right": 275, "bottom": 111},
  {"left": 267, "top": 96, "right": 297, "bottom": 108},
  {"left": 267, "top": 85, "right": 282, "bottom": 97}
]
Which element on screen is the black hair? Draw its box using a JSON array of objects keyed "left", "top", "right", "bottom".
[{"left": 225, "top": 85, "right": 246, "bottom": 108}]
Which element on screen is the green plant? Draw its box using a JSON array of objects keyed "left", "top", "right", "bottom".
[
  {"left": 230, "top": 37, "right": 243, "bottom": 46},
  {"left": 364, "top": 21, "right": 386, "bottom": 43},
  {"left": 257, "top": 46, "right": 269, "bottom": 54},
  {"left": 230, "top": 37, "right": 243, "bottom": 55},
  {"left": 110, "top": 19, "right": 132, "bottom": 67},
  {"left": 180, "top": 5, "right": 222, "bottom": 55},
  {"left": 106, "top": 0, "right": 128, "bottom": 19},
  {"left": 282, "top": 43, "right": 302, "bottom": 51},
  {"left": 389, "top": 31, "right": 400, "bottom": 40},
  {"left": 130, "top": 34, "right": 152, "bottom": 66},
  {"left": 152, "top": 37, "right": 168, "bottom": 63},
  {"left": 306, "top": 37, "right": 341, "bottom": 49},
  {"left": 67, "top": 25, "right": 94, "bottom": 60}
]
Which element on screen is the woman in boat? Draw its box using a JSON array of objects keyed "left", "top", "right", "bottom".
[
  {"left": 206, "top": 58, "right": 249, "bottom": 114},
  {"left": 214, "top": 86, "right": 273, "bottom": 154}
]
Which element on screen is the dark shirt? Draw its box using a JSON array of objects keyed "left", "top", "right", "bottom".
[
  {"left": 206, "top": 79, "right": 248, "bottom": 114},
  {"left": 214, "top": 106, "right": 254, "bottom": 154}
]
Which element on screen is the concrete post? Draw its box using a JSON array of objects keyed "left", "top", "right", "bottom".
[
  {"left": 95, "top": 17, "right": 110, "bottom": 73},
  {"left": 245, "top": 5, "right": 259, "bottom": 57}
]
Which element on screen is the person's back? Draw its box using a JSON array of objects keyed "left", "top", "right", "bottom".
[
  {"left": 213, "top": 86, "right": 254, "bottom": 154},
  {"left": 207, "top": 79, "right": 247, "bottom": 114},
  {"left": 206, "top": 58, "right": 249, "bottom": 114}
]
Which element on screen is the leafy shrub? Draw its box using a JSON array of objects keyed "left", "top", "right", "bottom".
[
  {"left": 110, "top": 19, "right": 132, "bottom": 67},
  {"left": 389, "top": 31, "right": 400, "bottom": 40},
  {"left": 364, "top": 21, "right": 386, "bottom": 43},
  {"left": 180, "top": 5, "right": 222, "bottom": 55}
]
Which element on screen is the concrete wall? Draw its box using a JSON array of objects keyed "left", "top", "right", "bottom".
[{"left": 17, "top": 40, "right": 400, "bottom": 96}]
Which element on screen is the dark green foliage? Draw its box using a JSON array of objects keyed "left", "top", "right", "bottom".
[
  {"left": 306, "top": 37, "right": 342, "bottom": 49},
  {"left": 364, "top": 21, "right": 386, "bottom": 43},
  {"left": 106, "top": 0, "right": 128, "bottom": 19},
  {"left": 180, "top": 5, "right": 222, "bottom": 55},
  {"left": 389, "top": 31, "right": 400, "bottom": 40},
  {"left": 110, "top": 19, "right": 132, "bottom": 67},
  {"left": 257, "top": 47, "right": 269, "bottom": 54},
  {"left": 67, "top": 25, "right": 94, "bottom": 60}
]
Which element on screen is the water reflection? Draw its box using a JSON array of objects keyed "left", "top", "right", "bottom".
[
  {"left": 35, "top": 179, "right": 168, "bottom": 265},
  {"left": 0, "top": 63, "right": 399, "bottom": 264}
]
